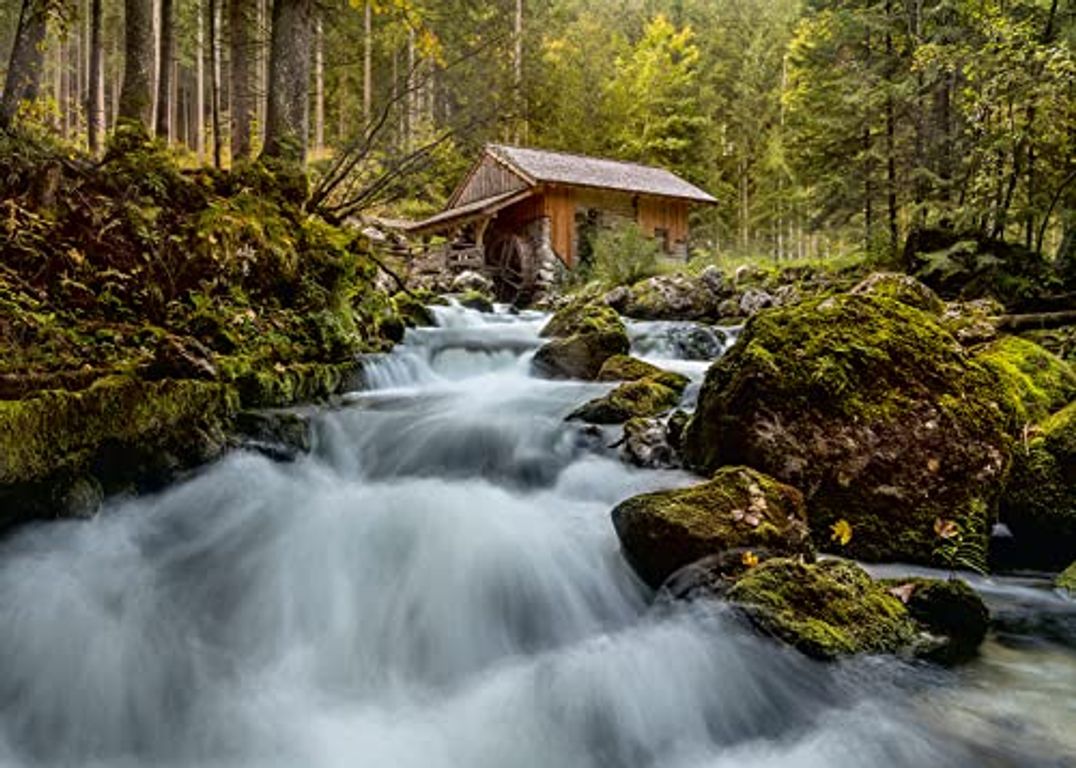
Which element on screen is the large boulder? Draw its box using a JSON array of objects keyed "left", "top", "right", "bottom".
[
  {"left": 611, "top": 466, "right": 812, "bottom": 589},
  {"left": 682, "top": 293, "right": 1011, "bottom": 564},
  {"left": 532, "top": 302, "right": 630, "bottom": 380},
  {"left": 850, "top": 272, "right": 944, "bottom": 314},
  {"left": 726, "top": 558, "right": 988, "bottom": 662},
  {"left": 975, "top": 336, "right": 1076, "bottom": 426},
  {"left": 1000, "top": 403, "right": 1076, "bottom": 569}
]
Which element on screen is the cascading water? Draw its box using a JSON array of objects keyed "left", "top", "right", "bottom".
[{"left": 0, "top": 302, "right": 1073, "bottom": 767}]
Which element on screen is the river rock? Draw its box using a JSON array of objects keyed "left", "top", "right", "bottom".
[
  {"left": 738, "top": 288, "right": 774, "bottom": 316},
  {"left": 533, "top": 302, "right": 630, "bottom": 380},
  {"left": 1000, "top": 402, "right": 1076, "bottom": 569},
  {"left": 569, "top": 378, "right": 683, "bottom": 425},
  {"left": 451, "top": 270, "right": 493, "bottom": 294},
  {"left": 881, "top": 577, "right": 990, "bottom": 663},
  {"left": 850, "top": 272, "right": 945, "bottom": 314},
  {"left": 727, "top": 558, "right": 978, "bottom": 661},
  {"left": 623, "top": 274, "right": 716, "bottom": 321},
  {"left": 683, "top": 292, "right": 1011, "bottom": 564},
  {"left": 392, "top": 291, "right": 436, "bottom": 328},
  {"left": 611, "top": 466, "right": 812, "bottom": 589},
  {"left": 1057, "top": 562, "right": 1076, "bottom": 595},
  {"left": 234, "top": 409, "right": 312, "bottom": 462},
  {"left": 697, "top": 265, "right": 729, "bottom": 298},
  {"left": 716, "top": 297, "right": 742, "bottom": 319},
  {"left": 940, "top": 298, "right": 1004, "bottom": 346},
  {"left": 619, "top": 417, "right": 679, "bottom": 469},
  {"left": 459, "top": 290, "right": 494, "bottom": 313}
]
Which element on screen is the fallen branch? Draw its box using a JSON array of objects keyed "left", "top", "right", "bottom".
[{"left": 996, "top": 310, "right": 1076, "bottom": 332}]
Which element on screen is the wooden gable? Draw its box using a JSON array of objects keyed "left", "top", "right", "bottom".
[{"left": 447, "top": 152, "right": 532, "bottom": 208}]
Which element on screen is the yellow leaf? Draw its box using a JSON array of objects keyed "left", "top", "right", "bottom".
[
  {"left": 741, "top": 551, "right": 759, "bottom": 568},
  {"left": 830, "top": 519, "right": 853, "bottom": 546},
  {"left": 934, "top": 518, "right": 959, "bottom": 540}
]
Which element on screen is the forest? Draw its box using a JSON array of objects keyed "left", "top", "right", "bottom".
[{"left": 3, "top": 0, "right": 1074, "bottom": 262}]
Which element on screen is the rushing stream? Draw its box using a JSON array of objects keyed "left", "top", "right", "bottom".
[{"left": 0, "top": 303, "right": 1074, "bottom": 767}]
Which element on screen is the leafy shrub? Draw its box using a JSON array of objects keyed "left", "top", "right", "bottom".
[{"left": 584, "top": 222, "right": 662, "bottom": 288}]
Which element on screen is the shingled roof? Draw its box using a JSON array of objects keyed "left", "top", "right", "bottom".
[{"left": 486, "top": 144, "right": 716, "bottom": 204}]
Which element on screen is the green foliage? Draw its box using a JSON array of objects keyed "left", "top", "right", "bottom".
[{"left": 583, "top": 223, "right": 662, "bottom": 288}]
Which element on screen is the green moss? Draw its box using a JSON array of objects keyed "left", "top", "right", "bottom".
[
  {"left": 569, "top": 378, "right": 682, "bottom": 424},
  {"left": 1057, "top": 561, "right": 1076, "bottom": 594},
  {"left": 611, "top": 466, "right": 811, "bottom": 588},
  {"left": 728, "top": 559, "right": 919, "bottom": 660},
  {"left": 878, "top": 577, "right": 989, "bottom": 662},
  {"left": 1001, "top": 402, "right": 1076, "bottom": 568},
  {"left": 392, "top": 291, "right": 436, "bottom": 328},
  {"left": 597, "top": 355, "right": 690, "bottom": 392},
  {"left": 459, "top": 289, "right": 494, "bottom": 313},
  {"left": 850, "top": 272, "right": 945, "bottom": 314},
  {"left": 976, "top": 336, "right": 1076, "bottom": 426},
  {"left": 540, "top": 300, "right": 626, "bottom": 339},
  {"left": 683, "top": 292, "right": 1010, "bottom": 564},
  {"left": 0, "top": 376, "right": 236, "bottom": 486}
]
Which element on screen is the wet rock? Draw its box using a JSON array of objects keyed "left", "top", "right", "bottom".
[
  {"left": 623, "top": 274, "right": 716, "bottom": 321},
  {"left": 850, "top": 272, "right": 945, "bottom": 314},
  {"left": 144, "top": 335, "right": 217, "bottom": 381},
  {"left": 666, "top": 409, "right": 689, "bottom": 451},
  {"left": 451, "top": 270, "right": 493, "bottom": 294},
  {"left": 392, "top": 291, "right": 436, "bottom": 328},
  {"left": 881, "top": 577, "right": 990, "bottom": 663},
  {"left": 656, "top": 548, "right": 786, "bottom": 602},
  {"left": 234, "top": 409, "right": 312, "bottom": 462},
  {"left": 568, "top": 378, "right": 683, "bottom": 424},
  {"left": 596, "top": 355, "right": 690, "bottom": 391},
  {"left": 683, "top": 292, "right": 1011, "bottom": 564},
  {"left": 738, "top": 288, "right": 774, "bottom": 316},
  {"left": 533, "top": 302, "right": 630, "bottom": 380},
  {"left": 726, "top": 559, "right": 920, "bottom": 660},
  {"left": 698, "top": 265, "right": 729, "bottom": 298},
  {"left": 56, "top": 474, "right": 104, "bottom": 519},
  {"left": 1000, "top": 402, "right": 1076, "bottom": 570},
  {"left": 611, "top": 466, "right": 812, "bottom": 589},
  {"left": 459, "top": 290, "right": 494, "bottom": 313},
  {"left": 619, "top": 417, "right": 679, "bottom": 468}
]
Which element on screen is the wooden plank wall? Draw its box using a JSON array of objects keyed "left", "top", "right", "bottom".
[
  {"left": 455, "top": 155, "right": 529, "bottom": 206},
  {"left": 542, "top": 186, "right": 576, "bottom": 267},
  {"left": 637, "top": 197, "right": 689, "bottom": 250}
]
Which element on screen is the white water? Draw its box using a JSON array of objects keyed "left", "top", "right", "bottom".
[{"left": 1, "top": 302, "right": 1074, "bottom": 767}]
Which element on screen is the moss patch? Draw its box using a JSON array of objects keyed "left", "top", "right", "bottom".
[
  {"left": 568, "top": 378, "right": 682, "bottom": 424},
  {"left": 1000, "top": 402, "right": 1076, "bottom": 569},
  {"left": 1057, "top": 562, "right": 1076, "bottom": 594},
  {"left": 727, "top": 559, "right": 919, "bottom": 660},
  {"left": 541, "top": 300, "right": 625, "bottom": 339},
  {"left": 611, "top": 466, "right": 812, "bottom": 588},
  {"left": 975, "top": 336, "right": 1076, "bottom": 426}
]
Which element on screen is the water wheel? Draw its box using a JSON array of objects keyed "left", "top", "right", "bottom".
[{"left": 486, "top": 232, "right": 534, "bottom": 304}]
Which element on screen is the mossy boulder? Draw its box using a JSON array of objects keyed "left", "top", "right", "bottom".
[
  {"left": 728, "top": 559, "right": 918, "bottom": 659},
  {"left": 611, "top": 466, "right": 812, "bottom": 589},
  {"left": 533, "top": 303, "right": 630, "bottom": 380},
  {"left": 1057, "top": 562, "right": 1076, "bottom": 595},
  {"left": 682, "top": 293, "right": 1011, "bottom": 564},
  {"left": 568, "top": 377, "right": 684, "bottom": 424},
  {"left": 0, "top": 376, "right": 237, "bottom": 527},
  {"left": 880, "top": 577, "right": 990, "bottom": 663},
  {"left": 849, "top": 272, "right": 944, "bottom": 314},
  {"left": 941, "top": 299, "right": 1003, "bottom": 346},
  {"left": 597, "top": 355, "right": 690, "bottom": 391},
  {"left": 458, "top": 289, "right": 494, "bottom": 313},
  {"left": 1000, "top": 403, "right": 1076, "bottom": 569},
  {"left": 975, "top": 336, "right": 1076, "bottom": 426},
  {"left": 622, "top": 274, "right": 719, "bottom": 321},
  {"left": 392, "top": 291, "right": 436, "bottom": 328}
]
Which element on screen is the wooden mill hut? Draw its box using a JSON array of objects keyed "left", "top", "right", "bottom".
[{"left": 404, "top": 144, "right": 716, "bottom": 300}]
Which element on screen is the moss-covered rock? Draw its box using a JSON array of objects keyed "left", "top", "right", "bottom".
[
  {"left": 459, "top": 289, "right": 494, "bottom": 313},
  {"left": 727, "top": 559, "right": 920, "bottom": 660},
  {"left": 597, "top": 355, "right": 690, "bottom": 390},
  {"left": 849, "top": 272, "right": 944, "bottom": 313},
  {"left": 975, "top": 336, "right": 1076, "bottom": 426},
  {"left": 682, "top": 292, "right": 1011, "bottom": 564},
  {"left": 1057, "top": 561, "right": 1076, "bottom": 594},
  {"left": 880, "top": 577, "right": 990, "bottom": 663},
  {"left": 1000, "top": 403, "right": 1076, "bottom": 569},
  {"left": 568, "top": 378, "right": 683, "bottom": 424},
  {"left": 941, "top": 299, "right": 1003, "bottom": 346},
  {"left": 392, "top": 291, "right": 436, "bottom": 328},
  {"left": 611, "top": 466, "right": 812, "bottom": 589},
  {"left": 622, "top": 274, "right": 719, "bottom": 321},
  {"left": 532, "top": 304, "right": 630, "bottom": 381}
]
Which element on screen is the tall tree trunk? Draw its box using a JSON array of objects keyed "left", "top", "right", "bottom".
[
  {"left": 313, "top": 15, "right": 323, "bottom": 153},
  {"left": 514, "top": 0, "right": 524, "bottom": 142},
  {"left": 1, "top": 0, "right": 51, "bottom": 131},
  {"left": 118, "top": 0, "right": 155, "bottom": 131},
  {"left": 262, "top": 0, "right": 314, "bottom": 164},
  {"left": 229, "top": 0, "right": 253, "bottom": 161},
  {"left": 156, "top": 0, "right": 173, "bottom": 140},
  {"left": 884, "top": 0, "right": 898, "bottom": 254},
  {"left": 363, "top": 0, "right": 371, "bottom": 124},
  {"left": 195, "top": 0, "right": 205, "bottom": 159},
  {"left": 87, "top": 0, "right": 105, "bottom": 153},
  {"left": 863, "top": 14, "right": 873, "bottom": 249},
  {"left": 209, "top": 0, "right": 222, "bottom": 167}
]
